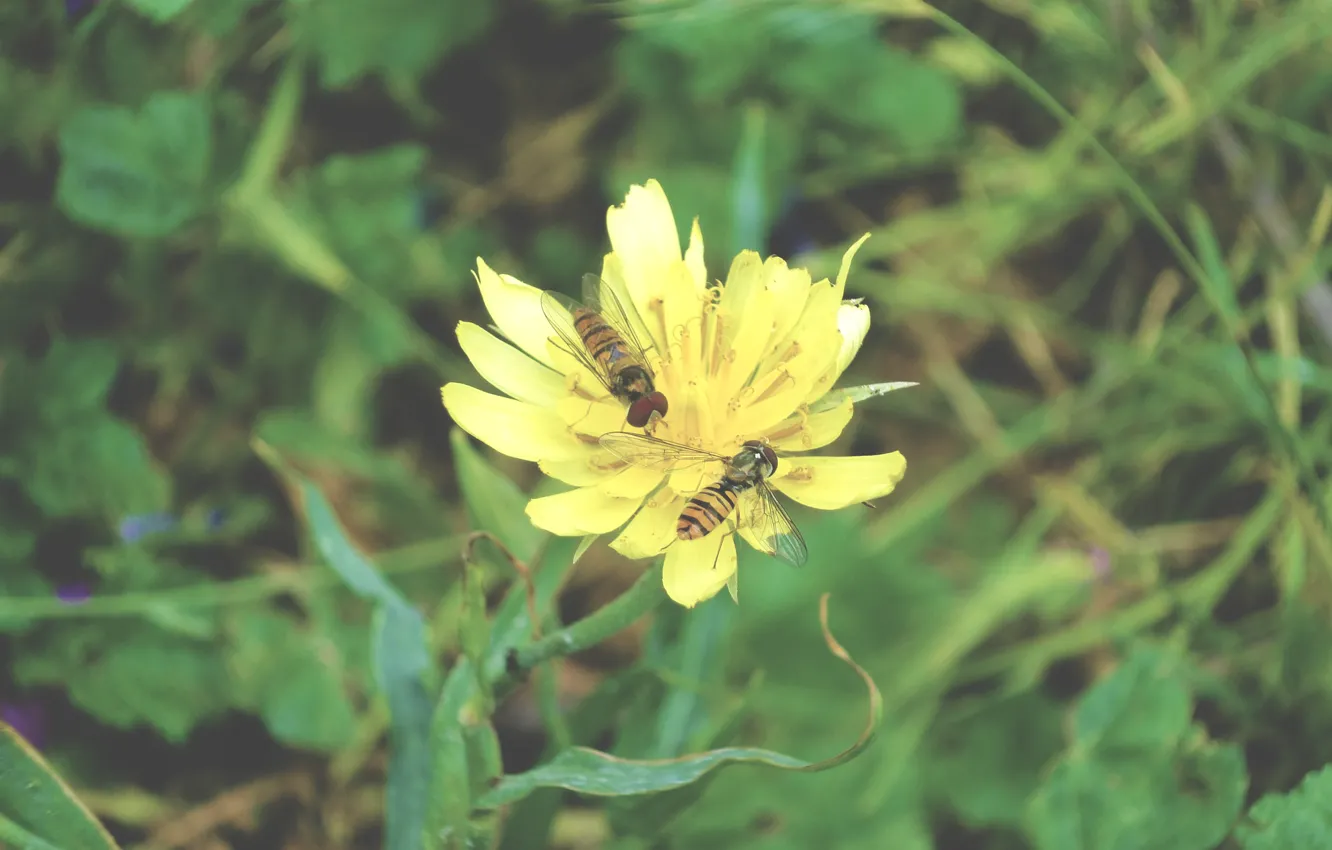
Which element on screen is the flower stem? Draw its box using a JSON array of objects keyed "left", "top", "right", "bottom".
[{"left": 511, "top": 560, "right": 666, "bottom": 672}]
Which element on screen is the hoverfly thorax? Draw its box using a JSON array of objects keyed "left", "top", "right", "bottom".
[{"left": 740, "top": 439, "right": 779, "bottom": 480}]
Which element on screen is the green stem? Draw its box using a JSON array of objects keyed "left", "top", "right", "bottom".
[
  {"left": 511, "top": 560, "right": 667, "bottom": 672},
  {"left": 0, "top": 814, "right": 62, "bottom": 850},
  {"left": 0, "top": 535, "right": 461, "bottom": 622},
  {"left": 236, "top": 56, "right": 304, "bottom": 199}
]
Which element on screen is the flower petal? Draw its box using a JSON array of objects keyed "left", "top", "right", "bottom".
[
  {"left": 538, "top": 449, "right": 620, "bottom": 487},
  {"left": 834, "top": 233, "right": 871, "bottom": 298},
  {"left": 442, "top": 383, "right": 586, "bottom": 462},
  {"left": 770, "top": 452, "right": 907, "bottom": 510},
  {"left": 606, "top": 180, "right": 683, "bottom": 309},
  {"left": 753, "top": 396, "right": 854, "bottom": 453},
  {"left": 763, "top": 258, "right": 813, "bottom": 362},
  {"left": 526, "top": 485, "right": 645, "bottom": 536},
  {"left": 806, "top": 301, "right": 870, "bottom": 404},
  {"left": 456, "top": 322, "right": 565, "bottom": 406},
  {"left": 557, "top": 396, "right": 628, "bottom": 437},
  {"left": 712, "top": 251, "right": 776, "bottom": 406},
  {"left": 663, "top": 532, "right": 736, "bottom": 608},
  {"left": 598, "top": 465, "right": 666, "bottom": 499},
  {"left": 610, "top": 488, "right": 686, "bottom": 559},
  {"left": 685, "top": 217, "right": 708, "bottom": 290},
  {"left": 475, "top": 258, "right": 556, "bottom": 368}
]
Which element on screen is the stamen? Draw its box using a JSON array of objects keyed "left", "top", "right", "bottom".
[{"left": 783, "top": 464, "right": 813, "bottom": 482}]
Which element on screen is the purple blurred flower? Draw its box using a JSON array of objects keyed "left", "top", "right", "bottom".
[
  {"left": 204, "top": 507, "right": 226, "bottom": 531},
  {"left": 1089, "top": 546, "right": 1112, "bottom": 581},
  {"left": 118, "top": 512, "right": 178, "bottom": 543},
  {"left": 66, "top": 0, "right": 99, "bottom": 17},
  {"left": 1, "top": 701, "right": 46, "bottom": 750},
  {"left": 55, "top": 583, "right": 92, "bottom": 605}
]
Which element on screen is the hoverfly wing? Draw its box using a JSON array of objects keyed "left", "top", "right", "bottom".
[
  {"left": 582, "top": 274, "right": 659, "bottom": 362},
  {"left": 598, "top": 432, "right": 726, "bottom": 472},
  {"left": 539, "top": 289, "right": 617, "bottom": 396},
  {"left": 746, "top": 482, "right": 808, "bottom": 568}
]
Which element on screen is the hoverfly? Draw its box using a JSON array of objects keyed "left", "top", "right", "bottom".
[
  {"left": 598, "top": 432, "right": 808, "bottom": 567},
  {"left": 540, "top": 274, "right": 669, "bottom": 429}
]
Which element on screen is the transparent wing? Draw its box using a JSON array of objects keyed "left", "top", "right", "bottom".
[
  {"left": 539, "top": 289, "right": 615, "bottom": 395},
  {"left": 582, "top": 274, "right": 659, "bottom": 362},
  {"left": 745, "top": 482, "right": 808, "bottom": 568},
  {"left": 598, "top": 432, "right": 727, "bottom": 472}
]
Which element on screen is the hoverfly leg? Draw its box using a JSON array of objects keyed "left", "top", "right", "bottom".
[
  {"left": 861, "top": 499, "right": 878, "bottom": 509},
  {"left": 710, "top": 519, "right": 739, "bottom": 571},
  {"left": 567, "top": 398, "right": 597, "bottom": 433}
]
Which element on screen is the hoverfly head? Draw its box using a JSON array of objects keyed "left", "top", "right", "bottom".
[{"left": 627, "top": 392, "right": 668, "bottom": 428}]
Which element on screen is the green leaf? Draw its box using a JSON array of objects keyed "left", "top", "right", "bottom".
[
  {"left": 0, "top": 339, "right": 120, "bottom": 423},
  {"left": 19, "top": 416, "right": 170, "bottom": 520},
  {"left": 451, "top": 429, "right": 543, "bottom": 564},
  {"left": 1073, "top": 645, "right": 1192, "bottom": 753},
  {"left": 927, "top": 691, "right": 1065, "bottom": 828},
  {"left": 56, "top": 91, "right": 211, "bottom": 238},
  {"left": 227, "top": 611, "right": 358, "bottom": 752},
  {"left": 1238, "top": 765, "right": 1332, "bottom": 849},
  {"left": 477, "top": 596, "right": 881, "bottom": 807},
  {"left": 296, "top": 0, "right": 493, "bottom": 88},
  {"left": 607, "top": 597, "right": 738, "bottom": 835},
  {"left": 1028, "top": 744, "right": 1247, "bottom": 850},
  {"left": 256, "top": 441, "right": 432, "bottom": 850},
  {"left": 0, "top": 723, "right": 119, "bottom": 850},
  {"left": 124, "top": 0, "right": 195, "bottom": 22},
  {"left": 16, "top": 624, "right": 229, "bottom": 742},
  {"left": 287, "top": 146, "right": 428, "bottom": 295},
  {"left": 1026, "top": 644, "right": 1248, "bottom": 850},
  {"left": 425, "top": 663, "right": 477, "bottom": 848}
]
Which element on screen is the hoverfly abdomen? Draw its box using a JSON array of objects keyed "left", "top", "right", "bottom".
[{"left": 677, "top": 479, "right": 743, "bottom": 541}]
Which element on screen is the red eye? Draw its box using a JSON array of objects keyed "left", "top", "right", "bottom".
[
  {"left": 648, "top": 392, "right": 669, "bottom": 418},
  {"left": 627, "top": 398, "right": 655, "bottom": 428},
  {"left": 760, "top": 445, "right": 778, "bottom": 473}
]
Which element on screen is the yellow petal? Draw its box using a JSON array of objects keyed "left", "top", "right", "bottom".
[
  {"left": 538, "top": 449, "right": 621, "bottom": 487},
  {"left": 557, "top": 396, "right": 628, "bottom": 437},
  {"left": 834, "top": 233, "right": 871, "bottom": 298},
  {"left": 763, "top": 259, "right": 813, "bottom": 362},
  {"left": 606, "top": 179, "right": 683, "bottom": 306},
  {"left": 806, "top": 301, "right": 871, "bottom": 405},
  {"left": 456, "top": 322, "right": 565, "bottom": 406},
  {"left": 598, "top": 465, "right": 666, "bottom": 499},
  {"left": 752, "top": 396, "right": 854, "bottom": 453},
  {"left": 685, "top": 217, "right": 708, "bottom": 290},
  {"left": 711, "top": 251, "right": 775, "bottom": 406},
  {"left": 663, "top": 532, "right": 736, "bottom": 608},
  {"left": 770, "top": 452, "right": 907, "bottom": 510},
  {"left": 441, "top": 383, "right": 586, "bottom": 462},
  {"left": 525, "top": 485, "right": 645, "bottom": 536},
  {"left": 475, "top": 258, "right": 556, "bottom": 369},
  {"left": 610, "top": 489, "right": 686, "bottom": 559}
]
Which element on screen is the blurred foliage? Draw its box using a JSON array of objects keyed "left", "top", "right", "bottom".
[{"left": 4, "top": 0, "right": 1332, "bottom": 848}]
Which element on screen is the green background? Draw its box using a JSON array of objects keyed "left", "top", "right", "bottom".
[{"left": 4, "top": 0, "right": 1332, "bottom": 847}]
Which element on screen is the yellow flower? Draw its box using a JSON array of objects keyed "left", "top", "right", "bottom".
[{"left": 441, "top": 180, "right": 908, "bottom": 607}]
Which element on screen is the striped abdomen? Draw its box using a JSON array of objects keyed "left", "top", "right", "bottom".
[
  {"left": 572, "top": 307, "right": 632, "bottom": 373},
  {"left": 677, "top": 479, "right": 744, "bottom": 541}
]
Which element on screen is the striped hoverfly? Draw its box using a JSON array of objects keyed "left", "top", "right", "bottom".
[
  {"left": 540, "top": 274, "right": 668, "bottom": 429},
  {"left": 598, "top": 432, "right": 808, "bottom": 568}
]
